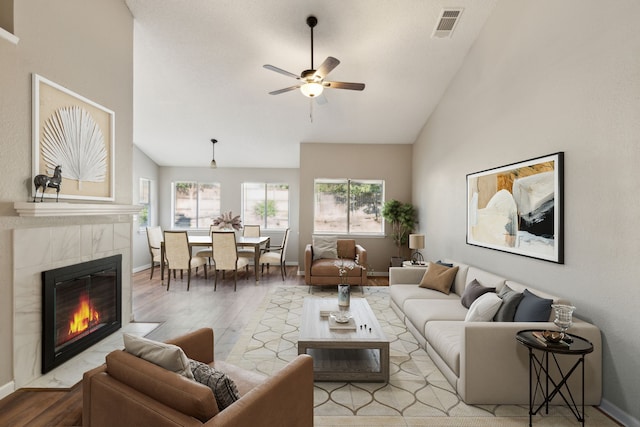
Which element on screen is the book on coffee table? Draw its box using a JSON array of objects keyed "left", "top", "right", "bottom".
[{"left": 328, "top": 316, "right": 357, "bottom": 330}]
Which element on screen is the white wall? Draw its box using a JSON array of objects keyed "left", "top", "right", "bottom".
[
  {"left": 157, "top": 166, "right": 300, "bottom": 265},
  {"left": 413, "top": 0, "right": 640, "bottom": 424},
  {"left": 132, "top": 146, "right": 160, "bottom": 272},
  {"left": 0, "top": 0, "right": 133, "bottom": 394}
]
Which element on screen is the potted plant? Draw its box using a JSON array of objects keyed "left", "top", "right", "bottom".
[{"left": 382, "top": 200, "right": 417, "bottom": 267}]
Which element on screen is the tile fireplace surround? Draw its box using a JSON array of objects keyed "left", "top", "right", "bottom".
[{"left": 12, "top": 222, "right": 133, "bottom": 389}]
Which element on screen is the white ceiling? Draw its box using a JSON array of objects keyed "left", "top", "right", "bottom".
[{"left": 125, "top": 0, "right": 496, "bottom": 168}]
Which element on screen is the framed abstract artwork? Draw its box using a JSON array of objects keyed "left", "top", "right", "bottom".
[
  {"left": 466, "top": 152, "right": 564, "bottom": 263},
  {"left": 32, "top": 74, "right": 115, "bottom": 201}
]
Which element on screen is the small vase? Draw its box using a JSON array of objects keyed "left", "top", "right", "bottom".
[{"left": 338, "top": 284, "right": 350, "bottom": 308}]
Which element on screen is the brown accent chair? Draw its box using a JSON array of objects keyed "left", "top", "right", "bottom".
[
  {"left": 82, "top": 328, "right": 314, "bottom": 427},
  {"left": 304, "top": 239, "right": 367, "bottom": 287}
]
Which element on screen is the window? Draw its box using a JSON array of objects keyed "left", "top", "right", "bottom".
[
  {"left": 242, "top": 183, "right": 289, "bottom": 229},
  {"left": 138, "top": 178, "right": 151, "bottom": 228},
  {"left": 173, "top": 181, "right": 221, "bottom": 229},
  {"left": 314, "top": 179, "right": 384, "bottom": 234}
]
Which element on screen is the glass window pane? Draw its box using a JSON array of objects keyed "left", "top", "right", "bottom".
[
  {"left": 314, "top": 180, "right": 348, "bottom": 233},
  {"left": 266, "top": 183, "right": 289, "bottom": 229},
  {"left": 174, "top": 182, "right": 197, "bottom": 228},
  {"left": 349, "top": 180, "right": 384, "bottom": 234},
  {"left": 197, "top": 183, "right": 221, "bottom": 228},
  {"left": 242, "top": 183, "right": 265, "bottom": 227}
]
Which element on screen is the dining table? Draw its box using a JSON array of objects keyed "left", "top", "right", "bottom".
[{"left": 160, "top": 234, "right": 270, "bottom": 283}]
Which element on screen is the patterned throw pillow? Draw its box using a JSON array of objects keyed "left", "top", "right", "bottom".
[{"left": 190, "top": 360, "right": 240, "bottom": 411}]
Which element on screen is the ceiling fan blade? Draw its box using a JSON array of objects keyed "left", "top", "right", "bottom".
[
  {"left": 269, "top": 85, "right": 300, "bottom": 95},
  {"left": 324, "top": 81, "right": 365, "bottom": 91},
  {"left": 314, "top": 56, "right": 340, "bottom": 80},
  {"left": 263, "top": 64, "right": 300, "bottom": 79}
]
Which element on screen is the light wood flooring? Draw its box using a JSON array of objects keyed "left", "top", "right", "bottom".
[{"left": 0, "top": 266, "right": 387, "bottom": 427}]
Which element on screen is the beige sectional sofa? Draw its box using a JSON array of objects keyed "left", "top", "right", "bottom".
[{"left": 389, "top": 259, "right": 602, "bottom": 405}]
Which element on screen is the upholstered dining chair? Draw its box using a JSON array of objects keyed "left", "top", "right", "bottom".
[
  {"left": 259, "top": 228, "right": 290, "bottom": 281},
  {"left": 146, "top": 226, "right": 164, "bottom": 280},
  {"left": 163, "top": 230, "right": 207, "bottom": 291},
  {"left": 195, "top": 224, "right": 217, "bottom": 264},
  {"left": 211, "top": 230, "right": 249, "bottom": 291},
  {"left": 238, "top": 224, "right": 262, "bottom": 261}
]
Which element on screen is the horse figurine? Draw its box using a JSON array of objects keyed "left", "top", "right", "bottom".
[{"left": 33, "top": 165, "right": 62, "bottom": 202}]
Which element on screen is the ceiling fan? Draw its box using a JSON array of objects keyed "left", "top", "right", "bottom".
[{"left": 263, "top": 16, "right": 365, "bottom": 101}]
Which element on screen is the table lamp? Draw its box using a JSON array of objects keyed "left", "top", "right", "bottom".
[{"left": 409, "top": 234, "right": 425, "bottom": 264}]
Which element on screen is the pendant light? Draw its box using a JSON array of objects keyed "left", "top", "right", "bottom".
[{"left": 210, "top": 139, "right": 217, "bottom": 168}]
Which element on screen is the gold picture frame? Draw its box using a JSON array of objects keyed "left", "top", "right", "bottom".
[{"left": 32, "top": 74, "right": 115, "bottom": 201}]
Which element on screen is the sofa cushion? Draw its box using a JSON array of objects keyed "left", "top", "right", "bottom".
[
  {"left": 465, "top": 292, "right": 503, "bottom": 322},
  {"left": 310, "top": 258, "right": 362, "bottom": 277},
  {"left": 424, "top": 321, "right": 464, "bottom": 376},
  {"left": 404, "top": 299, "right": 468, "bottom": 334},
  {"left": 419, "top": 262, "right": 459, "bottom": 294},
  {"left": 390, "top": 284, "right": 460, "bottom": 313},
  {"left": 123, "top": 333, "right": 194, "bottom": 379},
  {"left": 514, "top": 289, "right": 553, "bottom": 322},
  {"left": 190, "top": 359, "right": 240, "bottom": 410},
  {"left": 442, "top": 259, "right": 471, "bottom": 296},
  {"left": 337, "top": 239, "right": 357, "bottom": 260},
  {"left": 312, "top": 235, "right": 338, "bottom": 260},
  {"left": 460, "top": 279, "right": 496, "bottom": 309},
  {"left": 493, "top": 285, "right": 524, "bottom": 322}
]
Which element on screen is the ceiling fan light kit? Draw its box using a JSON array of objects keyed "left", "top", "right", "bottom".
[{"left": 263, "top": 15, "right": 365, "bottom": 100}]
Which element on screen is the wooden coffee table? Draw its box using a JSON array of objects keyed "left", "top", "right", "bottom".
[{"left": 298, "top": 297, "right": 389, "bottom": 382}]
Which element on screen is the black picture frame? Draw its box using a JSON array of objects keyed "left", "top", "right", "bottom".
[{"left": 466, "top": 152, "right": 564, "bottom": 263}]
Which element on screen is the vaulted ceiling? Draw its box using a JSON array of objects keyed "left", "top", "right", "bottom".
[{"left": 125, "top": 0, "right": 496, "bottom": 168}]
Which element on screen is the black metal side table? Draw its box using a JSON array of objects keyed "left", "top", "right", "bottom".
[{"left": 516, "top": 329, "right": 594, "bottom": 427}]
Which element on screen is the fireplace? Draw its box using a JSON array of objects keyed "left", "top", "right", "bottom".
[{"left": 42, "top": 255, "right": 122, "bottom": 373}]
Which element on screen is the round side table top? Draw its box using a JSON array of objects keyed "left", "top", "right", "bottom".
[{"left": 516, "top": 329, "right": 593, "bottom": 355}]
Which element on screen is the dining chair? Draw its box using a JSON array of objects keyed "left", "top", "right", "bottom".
[
  {"left": 163, "top": 230, "right": 207, "bottom": 291},
  {"left": 211, "top": 230, "right": 249, "bottom": 291},
  {"left": 195, "top": 224, "right": 217, "bottom": 264},
  {"left": 146, "top": 226, "right": 163, "bottom": 280},
  {"left": 259, "top": 228, "right": 290, "bottom": 281},
  {"left": 238, "top": 224, "right": 262, "bottom": 260}
]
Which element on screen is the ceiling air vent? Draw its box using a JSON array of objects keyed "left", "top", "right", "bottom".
[{"left": 432, "top": 8, "right": 463, "bottom": 38}]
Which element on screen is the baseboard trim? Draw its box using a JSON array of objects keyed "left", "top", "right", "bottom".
[
  {"left": 0, "top": 381, "right": 15, "bottom": 399},
  {"left": 599, "top": 399, "right": 639, "bottom": 427},
  {"left": 133, "top": 264, "right": 151, "bottom": 273}
]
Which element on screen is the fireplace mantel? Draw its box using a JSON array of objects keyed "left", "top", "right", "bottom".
[{"left": 14, "top": 202, "right": 142, "bottom": 217}]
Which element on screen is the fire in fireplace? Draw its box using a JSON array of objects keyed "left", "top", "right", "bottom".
[{"left": 42, "top": 255, "right": 122, "bottom": 373}]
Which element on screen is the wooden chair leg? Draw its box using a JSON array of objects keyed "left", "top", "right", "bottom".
[
  {"left": 214, "top": 269, "right": 218, "bottom": 291},
  {"left": 150, "top": 263, "right": 155, "bottom": 280},
  {"left": 233, "top": 270, "right": 237, "bottom": 292},
  {"left": 245, "top": 265, "right": 249, "bottom": 280},
  {"left": 280, "top": 262, "right": 285, "bottom": 281},
  {"left": 204, "top": 264, "right": 207, "bottom": 279},
  {"left": 187, "top": 268, "right": 191, "bottom": 291},
  {"left": 167, "top": 269, "right": 171, "bottom": 291}
]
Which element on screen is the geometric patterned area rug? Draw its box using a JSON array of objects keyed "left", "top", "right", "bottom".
[{"left": 226, "top": 286, "right": 617, "bottom": 427}]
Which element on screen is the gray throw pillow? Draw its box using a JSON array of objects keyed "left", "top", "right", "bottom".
[
  {"left": 312, "top": 235, "right": 338, "bottom": 260},
  {"left": 513, "top": 289, "right": 553, "bottom": 322},
  {"left": 493, "top": 285, "right": 524, "bottom": 322},
  {"left": 123, "top": 333, "right": 194, "bottom": 379},
  {"left": 190, "top": 359, "right": 240, "bottom": 411},
  {"left": 461, "top": 279, "right": 496, "bottom": 309}
]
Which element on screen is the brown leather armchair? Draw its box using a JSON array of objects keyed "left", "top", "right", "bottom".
[
  {"left": 83, "top": 328, "right": 313, "bottom": 427},
  {"left": 304, "top": 239, "right": 367, "bottom": 287}
]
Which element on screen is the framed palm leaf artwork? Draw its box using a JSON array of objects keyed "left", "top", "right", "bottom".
[
  {"left": 466, "top": 152, "right": 564, "bottom": 263},
  {"left": 32, "top": 74, "right": 115, "bottom": 201}
]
